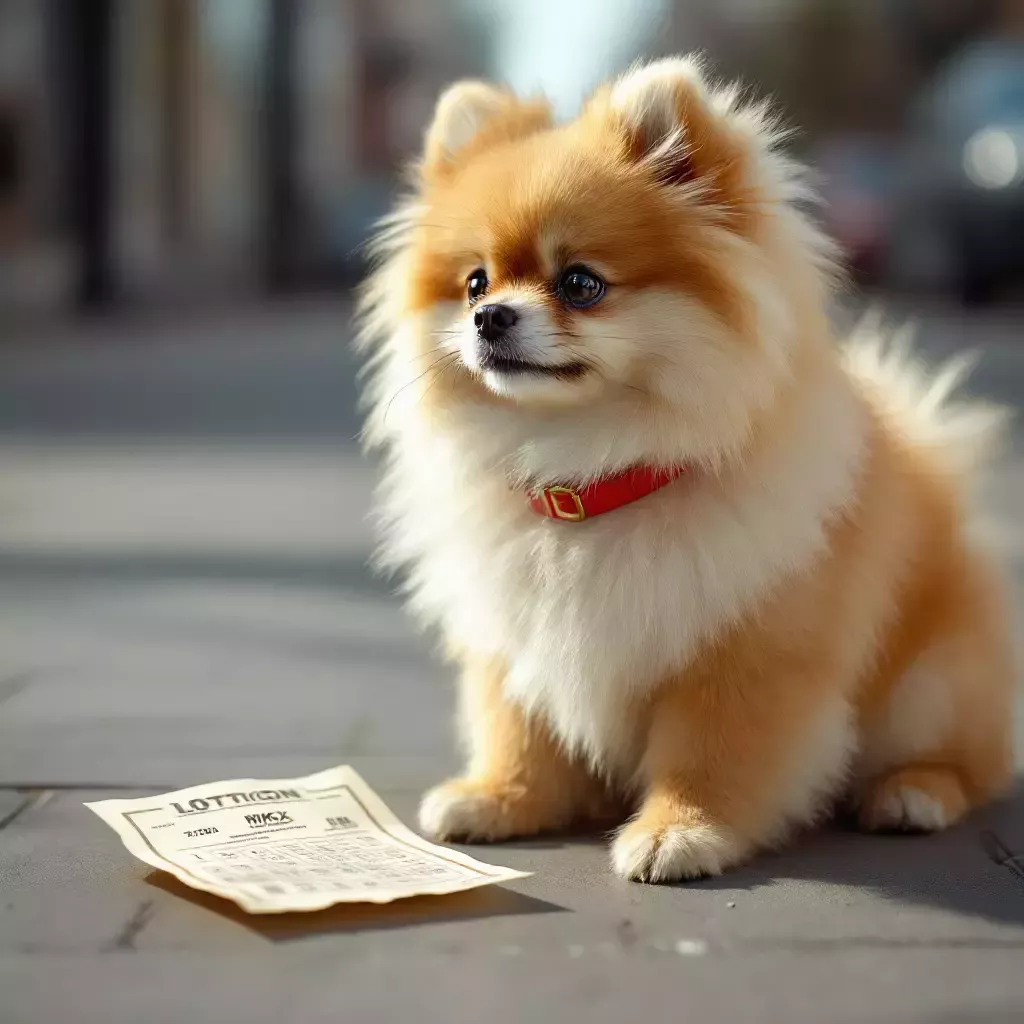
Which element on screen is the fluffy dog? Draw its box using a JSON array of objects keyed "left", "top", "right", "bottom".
[{"left": 357, "top": 56, "right": 1016, "bottom": 882}]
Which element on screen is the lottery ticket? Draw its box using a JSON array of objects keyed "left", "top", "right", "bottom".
[{"left": 86, "top": 765, "right": 529, "bottom": 913}]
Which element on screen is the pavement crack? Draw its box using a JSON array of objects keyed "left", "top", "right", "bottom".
[
  {"left": 981, "top": 830, "right": 1024, "bottom": 891},
  {"left": 106, "top": 900, "right": 155, "bottom": 952},
  {"left": 0, "top": 789, "right": 53, "bottom": 831},
  {"left": 616, "top": 918, "right": 638, "bottom": 948},
  {"left": 0, "top": 672, "right": 32, "bottom": 707}
]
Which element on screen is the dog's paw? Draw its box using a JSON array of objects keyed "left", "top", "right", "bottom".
[
  {"left": 418, "top": 778, "right": 532, "bottom": 843},
  {"left": 857, "top": 766, "right": 968, "bottom": 833},
  {"left": 611, "top": 818, "right": 747, "bottom": 883}
]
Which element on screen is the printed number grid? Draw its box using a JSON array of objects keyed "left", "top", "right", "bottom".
[{"left": 192, "top": 829, "right": 471, "bottom": 895}]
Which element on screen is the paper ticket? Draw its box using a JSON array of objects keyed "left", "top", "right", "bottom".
[{"left": 85, "top": 765, "right": 530, "bottom": 914}]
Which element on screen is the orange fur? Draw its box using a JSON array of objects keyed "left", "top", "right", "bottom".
[
  {"left": 419, "top": 654, "right": 622, "bottom": 842},
  {"left": 617, "top": 397, "right": 1015, "bottom": 877},
  {"left": 359, "top": 56, "right": 1016, "bottom": 882}
]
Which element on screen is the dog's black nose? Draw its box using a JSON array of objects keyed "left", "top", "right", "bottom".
[{"left": 474, "top": 303, "right": 518, "bottom": 342}]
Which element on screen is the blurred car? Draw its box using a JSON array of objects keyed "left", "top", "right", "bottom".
[
  {"left": 814, "top": 136, "right": 896, "bottom": 282},
  {"left": 885, "top": 38, "right": 1024, "bottom": 303}
]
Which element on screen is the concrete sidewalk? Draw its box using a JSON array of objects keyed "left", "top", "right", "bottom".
[{"left": 3, "top": 301, "right": 1024, "bottom": 1023}]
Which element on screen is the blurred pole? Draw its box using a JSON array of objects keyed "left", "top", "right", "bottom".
[
  {"left": 67, "top": 0, "right": 114, "bottom": 308},
  {"left": 262, "top": 0, "right": 298, "bottom": 292},
  {"left": 160, "top": 0, "right": 192, "bottom": 249},
  {"left": 43, "top": 0, "right": 70, "bottom": 241}
]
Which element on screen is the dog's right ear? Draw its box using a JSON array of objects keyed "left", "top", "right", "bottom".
[{"left": 422, "top": 81, "right": 552, "bottom": 180}]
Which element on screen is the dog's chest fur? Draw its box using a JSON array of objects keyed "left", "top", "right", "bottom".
[{"left": 382, "top": 375, "right": 866, "bottom": 771}]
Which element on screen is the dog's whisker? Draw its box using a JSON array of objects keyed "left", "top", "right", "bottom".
[
  {"left": 415, "top": 355, "right": 462, "bottom": 408},
  {"left": 382, "top": 353, "right": 461, "bottom": 427},
  {"left": 402, "top": 348, "right": 457, "bottom": 366}
]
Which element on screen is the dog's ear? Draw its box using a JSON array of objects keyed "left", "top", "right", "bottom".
[
  {"left": 422, "top": 81, "right": 552, "bottom": 180},
  {"left": 594, "top": 57, "right": 754, "bottom": 215}
]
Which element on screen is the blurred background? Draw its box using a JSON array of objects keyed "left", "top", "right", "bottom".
[
  {"left": 1, "top": 0, "right": 1023, "bottom": 315},
  {"left": 1, "top": 0, "right": 1023, "bottom": 793}
]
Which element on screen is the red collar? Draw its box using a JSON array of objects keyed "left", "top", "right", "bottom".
[{"left": 526, "top": 465, "right": 687, "bottom": 522}]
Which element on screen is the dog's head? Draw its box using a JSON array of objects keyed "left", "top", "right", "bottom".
[{"left": 366, "top": 57, "right": 838, "bottom": 467}]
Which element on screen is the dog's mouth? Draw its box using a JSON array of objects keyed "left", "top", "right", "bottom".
[{"left": 480, "top": 353, "right": 589, "bottom": 381}]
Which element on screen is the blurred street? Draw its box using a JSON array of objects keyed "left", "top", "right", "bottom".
[{"left": 2, "top": 297, "right": 1024, "bottom": 1023}]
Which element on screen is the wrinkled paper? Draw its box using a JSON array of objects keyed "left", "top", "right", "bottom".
[{"left": 86, "top": 765, "right": 529, "bottom": 914}]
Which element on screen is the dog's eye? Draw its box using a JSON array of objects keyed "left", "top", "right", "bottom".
[
  {"left": 558, "top": 266, "right": 605, "bottom": 309},
  {"left": 467, "top": 269, "right": 488, "bottom": 303}
]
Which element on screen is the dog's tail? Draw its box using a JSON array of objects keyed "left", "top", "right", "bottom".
[{"left": 840, "top": 310, "right": 1011, "bottom": 485}]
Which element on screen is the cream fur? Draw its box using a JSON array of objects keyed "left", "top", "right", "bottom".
[{"left": 358, "top": 56, "right": 1016, "bottom": 882}]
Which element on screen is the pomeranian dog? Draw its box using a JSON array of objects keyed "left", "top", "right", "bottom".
[{"left": 357, "top": 56, "right": 1016, "bottom": 882}]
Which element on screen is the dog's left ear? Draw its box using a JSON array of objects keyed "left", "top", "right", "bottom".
[{"left": 595, "top": 57, "right": 756, "bottom": 213}]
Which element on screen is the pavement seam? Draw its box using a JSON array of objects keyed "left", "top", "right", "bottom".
[
  {"left": 104, "top": 900, "right": 156, "bottom": 952},
  {"left": 0, "top": 783, "right": 167, "bottom": 792},
  {"left": 0, "top": 672, "right": 33, "bottom": 707},
  {"left": 0, "top": 789, "right": 53, "bottom": 830},
  {"left": 981, "top": 830, "right": 1024, "bottom": 891},
  {"left": 727, "top": 936, "right": 1024, "bottom": 952}
]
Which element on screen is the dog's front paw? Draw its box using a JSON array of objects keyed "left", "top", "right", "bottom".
[
  {"left": 611, "top": 818, "right": 748, "bottom": 883},
  {"left": 418, "top": 778, "right": 535, "bottom": 843}
]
